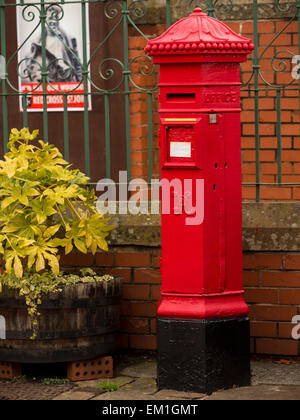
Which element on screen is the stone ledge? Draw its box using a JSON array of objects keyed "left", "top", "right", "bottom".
[
  {"left": 173, "top": 0, "right": 295, "bottom": 22},
  {"left": 242, "top": 202, "right": 300, "bottom": 252},
  {"left": 108, "top": 203, "right": 300, "bottom": 252},
  {"left": 109, "top": 213, "right": 161, "bottom": 247},
  {"left": 131, "top": 0, "right": 295, "bottom": 25}
]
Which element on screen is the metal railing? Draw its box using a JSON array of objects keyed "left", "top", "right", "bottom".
[
  {"left": 240, "top": 0, "right": 300, "bottom": 201},
  {"left": 0, "top": 0, "right": 299, "bottom": 201}
]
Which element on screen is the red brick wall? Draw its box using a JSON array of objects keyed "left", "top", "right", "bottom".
[
  {"left": 244, "top": 253, "right": 300, "bottom": 356},
  {"left": 129, "top": 20, "right": 300, "bottom": 199},
  {"left": 237, "top": 20, "right": 300, "bottom": 201},
  {"left": 59, "top": 18, "right": 300, "bottom": 357},
  {"left": 129, "top": 25, "right": 163, "bottom": 180},
  {"left": 61, "top": 249, "right": 300, "bottom": 356},
  {"left": 121, "top": 19, "right": 300, "bottom": 356}
]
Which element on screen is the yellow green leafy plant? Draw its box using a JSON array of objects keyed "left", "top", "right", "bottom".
[{"left": 0, "top": 128, "right": 115, "bottom": 337}]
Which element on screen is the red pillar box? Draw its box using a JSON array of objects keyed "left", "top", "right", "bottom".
[{"left": 146, "top": 8, "right": 254, "bottom": 394}]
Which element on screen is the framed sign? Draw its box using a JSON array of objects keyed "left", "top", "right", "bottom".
[{"left": 17, "top": 0, "right": 91, "bottom": 112}]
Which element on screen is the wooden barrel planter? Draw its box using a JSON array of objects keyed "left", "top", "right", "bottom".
[{"left": 0, "top": 277, "right": 122, "bottom": 364}]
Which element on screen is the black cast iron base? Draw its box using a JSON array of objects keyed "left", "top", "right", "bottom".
[{"left": 157, "top": 317, "right": 250, "bottom": 395}]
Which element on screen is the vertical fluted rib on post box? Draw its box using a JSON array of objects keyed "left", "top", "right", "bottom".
[{"left": 146, "top": 8, "right": 254, "bottom": 394}]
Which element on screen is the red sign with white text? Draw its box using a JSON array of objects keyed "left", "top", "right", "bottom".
[{"left": 20, "top": 82, "right": 90, "bottom": 112}]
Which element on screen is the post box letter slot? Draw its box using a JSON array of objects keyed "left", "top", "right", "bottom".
[{"left": 167, "top": 93, "right": 196, "bottom": 102}]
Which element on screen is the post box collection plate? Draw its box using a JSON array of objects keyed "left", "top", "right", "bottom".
[{"left": 161, "top": 118, "right": 201, "bottom": 169}]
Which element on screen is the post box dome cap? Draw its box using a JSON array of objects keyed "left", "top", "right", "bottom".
[{"left": 145, "top": 8, "right": 254, "bottom": 56}]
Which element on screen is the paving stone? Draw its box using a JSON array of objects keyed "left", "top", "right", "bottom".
[
  {"left": 53, "top": 391, "right": 95, "bottom": 400},
  {"left": 75, "top": 376, "right": 134, "bottom": 389},
  {"left": 121, "top": 378, "right": 157, "bottom": 395},
  {"left": 251, "top": 360, "right": 300, "bottom": 386},
  {"left": 151, "top": 395, "right": 184, "bottom": 400},
  {"left": 204, "top": 385, "right": 300, "bottom": 400},
  {"left": 154, "top": 389, "right": 207, "bottom": 400},
  {"left": 92, "top": 390, "right": 156, "bottom": 400},
  {"left": 72, "top": 387, "right": 106, "bottom": 395},
  {"left": 0, "top": 380, "right": 74, "bottom": 400},
  {"left": 118, "top": 361, "right": 157, "bottom": 379},
  {"left": 4, "top": 356, "right": 300, "bottom": 401}
]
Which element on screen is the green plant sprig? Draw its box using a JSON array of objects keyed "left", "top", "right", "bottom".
[
  {"left": 97, "top": 381, "right": 120, "bottom": 392},
  {"left": 42, "top": 378, "right": 70, "bottom": 385}
]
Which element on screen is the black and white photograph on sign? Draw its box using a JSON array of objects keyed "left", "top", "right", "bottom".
[{"left": 16, "top": 0, "right": 91, "bottom": 111}]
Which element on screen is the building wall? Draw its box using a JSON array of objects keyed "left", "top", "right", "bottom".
[
  {"left": 238, "top": 19, "right": 300, "bottom": 201},
  {"left": 58, "top": 10, "right": 300, "bottom": 356},
  {"left": 61, "top": 246, "right": 300, "bottom": 356},
  {"left": 244, "top": 252, "right": 300, "bottom": 356}
]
